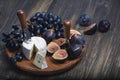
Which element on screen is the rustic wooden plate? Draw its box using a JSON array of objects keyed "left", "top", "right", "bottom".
[{"left": 6, "top": 45, "right": 87, "bottom": 76}]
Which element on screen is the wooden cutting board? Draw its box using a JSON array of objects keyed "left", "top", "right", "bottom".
[{"left": 6, "top": 46, "right": 87, "bottom": 76}]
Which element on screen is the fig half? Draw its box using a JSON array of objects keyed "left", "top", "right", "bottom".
[
  {"left": 53, "top": 38, "right": 66, "bottom": 46},
  {"left": 47, "top": 42, "right": 60, "bottom": 54},
  {"left": 52, "top": 49, "right": 68, "bottom": 62},
  {"left": 84, "top": 23, "right": 97, "bottom": 35},
  {"left": 70, "top": 29, "right": 81, "bottom": 37}
]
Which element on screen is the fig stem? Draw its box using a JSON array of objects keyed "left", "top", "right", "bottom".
[
  {"left": 63, "top": 20, "right": 71, "bottom": 43},
  {"left": 17, "top": 10, "right": 28, "bottom": 40}
]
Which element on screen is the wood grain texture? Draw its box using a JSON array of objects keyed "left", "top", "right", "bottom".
[{"left": 0, "top": 0, "right": 120, "bottom": 80}]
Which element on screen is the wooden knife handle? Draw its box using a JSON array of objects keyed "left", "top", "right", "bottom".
[
  {"left": 63, "top": 20, "right": 71, "bottom": 39},
  {"left": 17, "top": 10, "right": 28, "bottom": 29}
]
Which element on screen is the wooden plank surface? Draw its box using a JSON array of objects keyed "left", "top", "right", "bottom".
[{"left": 0, "top": 0, "right": 120, "bottom": 79}]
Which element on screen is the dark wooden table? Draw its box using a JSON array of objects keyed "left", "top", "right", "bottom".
[{"left": 0, "top": 0, "right": 120, "bottom": 80}]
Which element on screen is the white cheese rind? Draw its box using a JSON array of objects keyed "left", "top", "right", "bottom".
[
  {"left": 22, "top": 39, "right": 34, "bottom": 60},
  {"left": 31, "top": 37, "right": 47, "bottom": 56}
]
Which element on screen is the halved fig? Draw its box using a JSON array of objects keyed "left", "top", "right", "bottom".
[
  {"left": 84, "top": 23, "right": 97, "bottom": 35},
  {"left": 47, "top": 42, "right": 60, "bottom": 54},
  {"left": 53, "top": 38, "right": 66, "bottom": 46},
  {"left": 52, "top": 49, "right": 68, "bottom": 62},
  {"left": 70, "top": 29, "right": 81, "bottom": 37}
]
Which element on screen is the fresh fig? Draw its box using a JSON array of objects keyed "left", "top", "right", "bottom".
[
  {"left": 66, "top": 43, "right": 82, "bottom": 59},
  {"left": 52, "top": 49, "right": 68, "bottom": 62},
  {"left": 84, "top": 23, "right": 97, "bottom": 35},
  {"left": 70, "top": 29, "right": 81, "bottom": 37},
  {"left": 53, "top": 38, "right": 66, "bottom": 46},
  {"left": 42, "top": 29, "right": 55, "bottom": 44},
  {"left": 69, "top": 34, "right": 85, "bottom": 46},
  {"left": 47, "top": 42, "right": 60, "bottom": 54}
]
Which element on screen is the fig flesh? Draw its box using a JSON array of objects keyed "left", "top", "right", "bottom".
[
  {"left": 53, "top": 38, "right": 66, "bottom": 46},
  {"left": 47, "top": 42, "right": 60, "bottom": 54},
  {"left": 84, "top": 23, "right": 97, "bottom": 35},
  {"left": 52, "top": 49, "right": 68, "bottom": 61},
  {"left": 70, "top": 29, "right": 81, "bottom": 37}
]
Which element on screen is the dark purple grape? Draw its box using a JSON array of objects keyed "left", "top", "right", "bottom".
[
  {"left": 2, "top": 39, "right": 8, "bottom": 42},
  {"left": 35, "top": 29, "right": 41, "bottom": 35},
  {"left": 56, "top": 18, "right": 62, "bottom": 25},
  {"left": 28, "top": 25, "right": 35, "bottom": 32},
  {"left": 10, "top": 56, "right": 17, "bottom": 64},
  {"left": 11, "top": 31, "right": 21, "bottom": 38},
  {"left": 48, "top": 17, "right": 54, "bottom": 23},
  {"left": 30, "top": 32, "right": 35, "bottom": 37},
  {"left": 42, "top": 21, "right": 48, "bottom": 27},
  {"left": 53, "top": 21, "right": 57, "bottom": 26},
  {"left": 48, "top": 13, "right": 54, "bottom": 18},
  {"left": 16, "top": 51, "right": 23, "bottom": 56},
  {"left": 36, "top": 17, "right": 44, "bottom": 24},
  {"left": 30, "top": 16, "right": 37, "bottom": 22},
  {"left": 18, "top": 33, "right": 24, "bottom": 39},
  {"left": 35, "top": 12, "right": 41, "bottom": 17},
  {"left": 14, "top": 41, "right": 20, "bottom": 49},
  {"left": 55, "top": 31, "right": 62, "bottom": 38},
  {"left": 12, "top": 24, "right": 19, "bottom": 30},
  {"left": 69, "top": 34, "right": 85, "bottom": 46},
  {"left": 98, "top": 19, "right": 110, "bottom": 33},
  {"left": 47, "top": 24, "right": 53, "bottom": 29},
  {"left": 2, "top": 32, "right": 10, "bottom": 38},
  {"left": 79, "top": 14, "right": 91, "bottom": 26},
  {"left": 17, "top": 38, "right": 24, "bottom": 43},
  {"left": 53, "top": 15, "right": 58, "bottom": 21},
  {"left": 41, "top": 12, "right": 47, "bottom": 18},
  {"left": 54, "top": 25, "right": 59, "bottom": 32},
  {"left": 59, "top": 27, "right": 64, "bottom": 32},
  {"left": 15, "top": 55, "right": 23, "bottom": 62},
  {"left": 42, "top": 27, "right": 48, "bottom": 32}
]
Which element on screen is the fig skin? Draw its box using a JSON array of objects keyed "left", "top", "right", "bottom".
[
  {"left": 42, "top": 29, "right": 55, "bottom": 44},
  {"left": 69, "top": 34, "right": 86, "bottom": 46},
  {"left": 52, "top": 49, "right": 68, "bottom": 63},
  {"left": 47, "top": 42, "right": 60, "bottom": 54},
  {"left": 66, "top": 43, "right": 82, "bottom": 59}
]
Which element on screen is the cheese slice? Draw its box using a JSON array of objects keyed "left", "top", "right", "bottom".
[
  {"left": 22, "top": 39, "right": 34, "bottom": 60},
  {"left": 33, "top": 51, "right": 48, "bottom": 69}
]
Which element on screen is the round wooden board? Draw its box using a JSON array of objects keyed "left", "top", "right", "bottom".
[{"left": 6, "top": 46, "right": 87, "bottom": 76}]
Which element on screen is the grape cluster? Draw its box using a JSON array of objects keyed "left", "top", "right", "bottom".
[
  {"left": 28, "top": 12, "right": 64, "bottom": 41},
  {"left": 2, "top": 24, "right": 24, "bottom": 51},
  {"left": 10, "top": 51, "right": 23, "bottom": 64}
]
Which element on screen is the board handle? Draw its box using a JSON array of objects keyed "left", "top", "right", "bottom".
[
  {"left": 17, "top": 10, "right": 28, "bottom": 29},
  {"left": 63, "top": 20, "right": 71, "bottom": 40},
  {"left": 17, "top": 10, "right": 29, "bottom": 40}
]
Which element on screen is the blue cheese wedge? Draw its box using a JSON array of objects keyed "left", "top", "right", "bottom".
[{"left": 33, "top": 51, "right": 48, "bottom": 69}]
